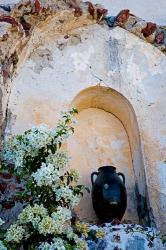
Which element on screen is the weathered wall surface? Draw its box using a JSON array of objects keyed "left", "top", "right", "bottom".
[{"left": 3, "top": 20, "right": 166, "bottom": 232}]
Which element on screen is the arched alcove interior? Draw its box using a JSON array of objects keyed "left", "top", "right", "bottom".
[{"left": 67, "top": 86, "right": 148, "bottom": 224}]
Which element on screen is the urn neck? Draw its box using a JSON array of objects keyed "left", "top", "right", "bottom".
[{"left": 98, "top": 166, "right": 116, "bottom": 173}]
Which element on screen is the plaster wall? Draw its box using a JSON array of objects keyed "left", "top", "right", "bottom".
[{"left": 4, "top": 22, "right": 166, "bottom": 232}]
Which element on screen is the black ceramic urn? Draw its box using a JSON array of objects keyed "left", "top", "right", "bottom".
[{"left": 91, "top": 166, "right": 127, "bottom": 223}]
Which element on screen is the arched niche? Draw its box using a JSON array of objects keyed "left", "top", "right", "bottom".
[{"left": 67, "top": 86, "right": 148, "bottom": 224}]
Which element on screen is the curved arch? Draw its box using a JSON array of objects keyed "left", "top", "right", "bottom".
[{"left": 71, "top": 86, "right": 148, "bottom": 221}]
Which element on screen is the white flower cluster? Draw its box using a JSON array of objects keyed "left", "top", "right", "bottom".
[
  {"left": 53, "top": 238, "right": 66, "bottom": 250},
  {"left": 0, "top": 218, "right": 5, "bottom": 226},
  {"left": 32, "top": 163, "right": 60, "bottom": 187},
  {"left": 0, "top": 240, "right": 7, "bottom": 250},
  {"left": 64, "top": 227, "right": 79, "bottom": 241},
  {"left": 45, "top": 151, "right": 69, "bottom": 170},
  {"left": 2, "top": 109, "right": 76, "bottom": 172},
  {"left": 38, "top": 216, "right": 56, "bottom": 235},
  {"left": 74, "top": 239, "right": 88, "bottom": 250},
  {"left": 2, "top": 137, "right": 24, "bottom": 170},
  {"left": 5, "top": 224, "right": 25, "bottom": 243},
  {"left": 18, "top": 204, "right": 48, "bottom": 228},
  {"left": 52, "top": 206, "right": 72, "bottom": 223},
  {"left": 32, "top": 150, "right": 71, "bottom": 188},
  {"left": 17, "top": 204, "right": 72, "bottom": 237},
  {"left": 54, "top": 186, "right": 81, "bottom": 208},
  {"left": 2, "top": 125, "right": 52, "bottom": 170},
  {"left": 38, "top": 237, "right": 65, "bottom": 250},
  {"left": 70, "top": 195, "right": 81, "bottom": 208},
  {"left": 0, "top": 241, "right": 7, "bottom": 250},
  {"left": 69, "top": 169, "right": 80, "bottom": 182},
  {"left": 38, "top": 206, "right": 71, "bottom": 235},
  {"left": 55, "top": 186, "right": 73, "bottom": 201},
  {"left": 38, "top": 236, "right": 88, "bottom": 250},
  {"left": 25, "top": 125, "right": 52, "bottom": 150}
]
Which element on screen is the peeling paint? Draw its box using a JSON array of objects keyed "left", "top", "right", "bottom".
[{"left": 30, "top": 48, "right": 53, "bottom": 73}]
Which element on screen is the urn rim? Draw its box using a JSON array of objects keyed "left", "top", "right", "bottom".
[{"left": 98, "top": 166, "right": 116, "bottom": 171}]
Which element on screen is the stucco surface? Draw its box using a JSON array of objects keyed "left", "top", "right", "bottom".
[{"left": 4, "top": 22, "right": 166, "bottom": 232}]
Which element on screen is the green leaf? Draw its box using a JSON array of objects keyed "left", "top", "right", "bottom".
[
  {"left": 84, "top": 186, "right": 90, "bottom": 193},
  {"left": 65, "top": 243, "right": 75, "bottom": 250},
  {"left": 162, "top": 235, "right": 166, "bottom": 244},
  {"left": 0, "top": 229, "right": 6, "bottom": 240}
]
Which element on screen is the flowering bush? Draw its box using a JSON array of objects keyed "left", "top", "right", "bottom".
[{"left": 0, "top": 108, "right": 101, "bottom": 250}]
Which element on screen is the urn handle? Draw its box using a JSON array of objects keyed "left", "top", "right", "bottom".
[
  {"left": 91, "top": 172, "right": 99, "bottom": 185},
  {"left": 118, "top": 172, "right": 125, "bottom": 184}
]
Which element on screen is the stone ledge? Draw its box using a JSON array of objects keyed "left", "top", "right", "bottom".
[{"left": 87, "top": 223, "right": 165, "bottom": 250}]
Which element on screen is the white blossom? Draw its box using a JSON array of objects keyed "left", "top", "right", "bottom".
[
  {"left": 18, "top": 204, "right": 48, "bottom": 228},
  {"left": 69, "top": 169, "right": 80, "bottom": 183},
  {"left": 38, "top": 242, "right": 55, "bottom": 250},
  {"left": 64, "top": 227, "right": 79, "bottom": 241},
  {"left": 2, "top": 110, "right": 75, "bottom": 172},
  {"left": 55, "top": 186, "right": 81, "bottom": 208},
  {"left": 6, "top": 224, "right": 25, "bottom": 243},
  {"left": 51, "top": 206, "right": 72, "bottom": 222},
  {"left": 53, "top": 238, "right": 65, "bottom": 250},
  {"left": 0, "top": 218, "right": 5, "bottom": 226},
  {"left": 69, "top": 195, "right": 81, "bottom": 208},
  {"left": 54, "top": 186, "right": 73, "bottom": 202},
  {"left": 32, "top": 163, "right": 60, "bottom": 187},
  {"left": 38, "top": 216, "right": 56, "bottom": 235},
  {"left": 74, "top": 239, "right": 88, "bottom": 250},
  {"left": 38, "top": 237, "right": 65, "bottom": 250},
  {"left": 2, "top": 125, "right": 52, "bottom": 171},
  {"left": 45, "top": 151, "right": 69, "bottom": 170},
  {"left": 0, "top": 240, "right": 7, "bottom": 250}
]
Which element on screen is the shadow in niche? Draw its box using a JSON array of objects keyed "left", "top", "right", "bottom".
[{"left": 70, "top": 86, "right": 151, "bottom": 226}]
